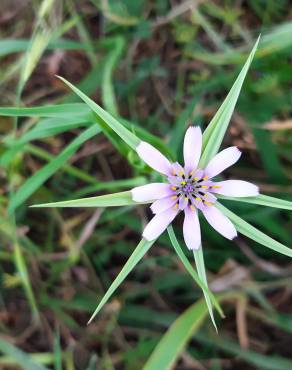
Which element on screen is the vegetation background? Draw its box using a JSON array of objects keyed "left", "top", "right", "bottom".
[{"left": 0, "top": 0, "right": 292, "bottom": 369}]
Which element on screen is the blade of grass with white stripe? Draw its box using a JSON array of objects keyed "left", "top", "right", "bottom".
[
  {"left": 87, "top": 238, "right": 155, "bottom": 324},
  {"left": 30, "top": 190, "right": 148, "bottom": 208},
  {"left": 57, "top": 76, "right": 141, "bottom": 150},
  {"left": 8, "top": 125, "right": 100, "bottom": 213},
  {"left": 217, "top": 194, "right": 292, "bottom": 211},
  {"left": 193, "top": 247, "right": 217, "bottom": 331},
  {"left": 167, "top": 226, "right": 223, "bottom": 319},
  {"left": 199, "top": 36, "right": 260, "bottom": 167},
  {"left": 216, "top": 203, "right": 292, "bottom": 257}
]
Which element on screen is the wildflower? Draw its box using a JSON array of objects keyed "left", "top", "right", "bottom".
[{"left": 132, "top": 126, "right": 259, "bottom": 249}]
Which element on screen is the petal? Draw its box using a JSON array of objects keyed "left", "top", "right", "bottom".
[
  {"left": 202, "top": 205, "right": 237, "bottom": 240},
  {"left": 142, "top": 207, "right": 179, "bottom": 241},
  {"left": 171, "top": 162, "right": 185, "bottom": 176},
  {"left": 204, "top": 146, "right": 241, "bottom": 178},
  {"left": 150, "top": 196, "right": 177, "bottom": 214},
  {"left": 178, "top": 195, "right": 188, "bottom": 210},
  {"left": 183, "top": 207, "right": 201, "bottom": 250},
  {"left": 131, "top": 183, "right": 172, "bottom": 202},
  {"left": 211, "top": 180, "right": 259, "bottom": 197},
  {"left": 183, "top": 126, "right": 202, "bottom": 173},
  {"left": 136, "top": 141, "right": 172, "bottom": 175}
]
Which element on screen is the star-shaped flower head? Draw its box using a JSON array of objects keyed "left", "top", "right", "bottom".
[{"left": 132, "top": 126, "right": 259, "bottom": 249}]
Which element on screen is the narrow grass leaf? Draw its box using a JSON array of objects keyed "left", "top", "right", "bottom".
[
  {"left": 143, "top": 298, "right": 211, "bottom": 370},
  {"left": 8, "top": 125, "right": 100, "bottom": 213},
  {"left": 57, "top": 76, "right": 141, "bottom": 150},
  {"left": 101, "top": 36, "right": 125, "bottom": 115},
  {"left": 193, "top": 247, "right": 217, "bottom": 330},
  {"left": 167, "top": 226, "right": 223, "bottom": 318},
  {"left": 30, "top": 190, "right": 148, "bottom": 208},
  {"left": 199, "top": 36, "right": 260, "bottom": 167},
  {"left": 217, "top": 194, "right": 292, "bottom": 210},
  {"left": 216, "top": 203, "right": 292, "bottom": 257},
  {"left": 87, "top": 238, "right": 155, "bottom": 324},
  {"left": 14, "top": 241, "right": 39, "bottom": 320},
  {"left": 0, "top": 339, "right": 50, "bottom": 370},
  {"left": 0, "top": 103, "right": 91, "bottom": 118}
]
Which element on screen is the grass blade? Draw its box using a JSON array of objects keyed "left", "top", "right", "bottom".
[
  {"left": 143, "top": 298, "right": 212, "bottom": 370},
  {"left": 199, "top": 36, "right": 260, "bottom": 167},
  {"left": 8, "top": 125, "right": 100, "bottom": 213},
  {"left": 0, "top": 103, "right": 91, "bottom": 118},
  {"left": 216, "top": 202, "right": 292, "bottom": 257},
  {"left": 0, "top": 339, "right": 50, "bottom": 370},
  {"left": 87, "top": 238, "right": 155, "bottom": 324},
  {"left": 217, "top": 194, "right": 292, "bottom": 210},
  {"left": 167, "top": 226, "right": 223, "bottom": 318},
  {"left": 30, "top": 190, "right": 146, "bottom": 208},
  {"left": 57, "top": 76, "right": 141, "bottom": 150}
]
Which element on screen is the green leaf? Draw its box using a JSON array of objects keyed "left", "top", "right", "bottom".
[
  {"left": 9, "top": 125, "right": 100, "bottom": 213},
  {"left": 0, "top": 38, "right": 88, "bottom": 57},
  {"left": 217, "top": 193, "right": 292, "bottom": 211},
  {"left": 87, "top": 238, "right": 155, "bottom": 324},
  {"left": 216, "top": 202, "right": 292, "bottom": 257},
  {"left": 101, "top": 36, "right": 125, "bottom": 115},
  {"left": 199, "top": 36, "right": 260, "bottom": 167},
  {"left": 30, "top": 190, "right": 148, "bottom": 208},
  {"left": 0, "top": 339, "right": 50, "bottom": 370},
  {"left": 142, "top": 298, "right": 212, "bottom": 370},
  {"left": 57, "top": 76, "right": 141, "bottom": 150},
  {"left": 193, "top": 247, "right": 217, "bottom": 331},
  {"left": 167, "top": 226, "right": 223, "bottom": 318},
  {"left": 0, "top": 103, "right": 91, "bottom": 118}
]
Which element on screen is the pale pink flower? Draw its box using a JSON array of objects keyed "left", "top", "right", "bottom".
[{"left": 131, "top": 126, "right": 259, "bottom": 250}]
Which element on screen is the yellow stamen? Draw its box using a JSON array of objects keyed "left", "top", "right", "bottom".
[
  {"left": 212, "top": 185, "right": 221, "bottom": 189},
  {"left": 201, "top": 185, "right": 208, "bottom": 189},
  {"left": 204, "top": 201, "right": 213, "bottom": 206},
  {"left": 185, "top": 197, "right": 188, "bottom": 200},
  {"left": 195, "top": 197, "right": 202, "bottom": 202},
  {"left": 173, "top": 203, "right": 179, "bottom": 209},
  {"left": 194, "top": 177, "right": 199, "bottom": 181},
  {"left": 171, "top": 186, "right": 177, "bottom": 191},
  {"left": 171, "top": 195, "right": 177, "bottom": 200},
  {"left": 203, "top": 175, "right": 209, "bottom": 180},
  {"left": 189, "top": 171, "right": 193, "bottom": 176},
  {"left": 181, "top": 181, "right": 186, "bottom": 185},
  {"left": 179, "top": 171, "right": 184, "bottom": 176},
  {"left": 190, "top": 205, "right": 195, "bottom": 210}
]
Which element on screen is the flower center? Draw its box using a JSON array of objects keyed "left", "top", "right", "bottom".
[{"left": 168, "top": 167, "right": 218, "bottom": 210}]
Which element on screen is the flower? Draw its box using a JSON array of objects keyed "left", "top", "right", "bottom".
[{"left": 131, "top": 126, "right": 259, "bottom": 250}]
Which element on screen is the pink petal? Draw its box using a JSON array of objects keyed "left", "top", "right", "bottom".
[
  {"left": 183, "top": 207, "right": 201, "bottom": 250},
  {"left": 183, "top": 126, "right": 202, "bottom": 174},
  {"left": 150, "top": 196, "right": 177, "bottom": 214},
  {"left": 202, "top": 205, "right": 237, "bottom": 240},
  {"left": 178, "top": 195, "right": 188, "bottom": 210},
  {"left": 136, "top": 141, "right": 172, "bottom": 175},
  {"left": 142, "top": 207, "right": 179, "bottom": 241},
  {"left": 204, "top": 146, "right": 241, "bottom": 178},
  {"left": 131, "top": 183, "right": 172, "bottom": 202},
  {"left": 211, "top": 180, "right": 259, "bottom": 197},
  {"left": 171, "top": 162, "right": 185, "bottom": 175}
]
